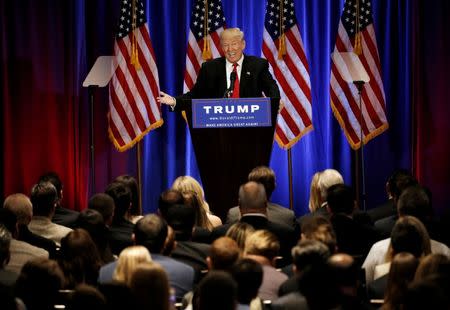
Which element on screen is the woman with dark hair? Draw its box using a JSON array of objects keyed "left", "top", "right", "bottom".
[
  {"left": 58, "top": 229, "right": 103, "bottom": 288},
  {"left": 130, "top": 262, "right": 172, "bottom": 310},
  {"left": 382, "top": 252, "right": 419, "bottom": 310},
  {"left": 115, "top": 175, "right": 143, "bottom": 224}
]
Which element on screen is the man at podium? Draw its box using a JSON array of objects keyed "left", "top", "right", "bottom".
[
  {"left": 157, "top": 28, "right": 280, "bottom": 221},
  {"left": 157, "top": 27, "right": 280, "bottom": 107}
]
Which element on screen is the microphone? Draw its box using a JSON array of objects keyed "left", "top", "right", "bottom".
[{"left": 223, "top": 71, "right": 237, "bottom": 98}]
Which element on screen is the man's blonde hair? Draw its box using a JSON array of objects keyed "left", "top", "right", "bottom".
[{"left": 220, "top": 28, "right": 244, "bottom": 41}]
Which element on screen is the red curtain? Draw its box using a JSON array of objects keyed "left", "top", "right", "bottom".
[{"left": 413, "top": 0, "right": 450, "bottom": 213}]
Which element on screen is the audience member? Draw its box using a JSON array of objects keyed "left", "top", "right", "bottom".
[
  {"left": 374, "top": 172, "right": 418, "bottom": 238},
  {"left": 227, "top": 166, "right": 296, "bottom": 230},
  {"left": 67, "top": 284, "right": 107, "bottom": 310},
  {"left": 38, "top": 172, "right": 80, "bottom": 228},
  {"left": 15, "top": 258, "right": 64, "bottom": 310},
  {"left": 105, "top": 181, "right": 134, "bottom": 254},
  {"left": 231, "top": 258, "right": 264, "bottom": 310},
  {"left": 225, "top": 222, "right": 255, "bottom": 251},
  {"left": 244, "top": 230, "right": 287, "bottom": 301},
  {"left": 207, "top": 237, "right": 240, "bottom": 272},
  {"left": 368, "top": 169, "right": 412, "bottom": 222},
  {"left": 130, "top": 262, "right": 172, "bottom": 310},
  {"left": 193, "top": 271, "right": 237, "bottom": 310},
  {"left": 114, "top": 175, "right": 143, "bottom": 224},
  {"left": 113, "top": 245, "right": 152, "bottom": 285},
  {"left": 213, "top": 181, "right": 296, "bottom": 267},
  {"left": 297, "top": 169, "right": 344, "bottom": 227},
  {"left": 413, "top": 253, "right": 450, "bottom": 282},
  {"left": 382, "top": 252, "right": 419, "bottom": 310},
  {"left": 278, "top": 239, "right": 330, "bottom": 297},
  {"left": 58, "top": 228, "right": 102, "bottom": 288},
  {"left": 88, "top": 193, "right": 115, "bottom": 227},
  {"left": 172, "top": 175, "right": 222, "bottom": 227},
  {"left": 363, "top": 216, "right": 439, "bottom": 284},
  {"left": 99, "top": 214, "right": 194, "bottom": 300},
  {"left": 77, "top": 208, "right": 114, "bottom": 263},
  {"left": 326, "top": 184, "right": 378, "bottom": 257},
  {"left": 0, "top": 208, "right": 48, "bottom": 274},
  {"left": 29, "top": 181, "right": 73, "bottom": 246},
  {"left": 3, "top": 193, "right": 57, "bottom": 258},
  {"left": 0, "top": 224, "right": 18, "bottom": 288}
]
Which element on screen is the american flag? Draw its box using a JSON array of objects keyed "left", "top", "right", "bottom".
[
  {"left": 262, "top": 0, "right": 313, "bottom": 149},
  {"left": 183, "top": 0, "right": 226, "bottom": 93},
  {"left": 330, "top": 0, "right": 388, "bottom": 149},
  {"left": 109, "top": 0, "right": 163, "bottom": 151}
]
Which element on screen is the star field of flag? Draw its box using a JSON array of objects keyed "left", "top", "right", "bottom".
[
  {"left": 341, "top": 0, "right": 373, "bottom": 36},
  {"left": 190, "top": 0, "right": 226, "bottom": 40},
  {"left": 116, "top": 0, "right": 146, "bottom": 39},
  {"left": 265, "top": 0, "right": 297, "bottom": 39}
]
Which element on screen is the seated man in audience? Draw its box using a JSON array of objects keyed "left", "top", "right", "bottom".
[
  {"left": 226, "top": 166, "right": 297, "bottom": 230},
  {"left": 278, "top": 239, "right": 331, "bottom": 297},
  {"left": 374, "top": 172, "right": 418, "bottom": 238},
  {"left": 105, "top": 181, "right": 135, "bottom": 255},
  {"left": 98, "top": 214, "right": 194, "bottom": 300},
  {"left": 38, "top": 172, "right": 79, "bottom": 228},
  {"left": 3, "top": 193, "right": 57, "bottom": 258},
  {"left": 363, "top": 186, "right": 450, "bottom": 283},
  {"left": 28, "top": 182, "right": 72, "bottom": 246},
  {"left": 368, "top": 169, "right": 412, "bottom": 222},
  {"left": 160, "top": 201, "right": 211, "bottom": 280},
  {"left": 0, "top": 209, "right": 48, "bottom": 274},
  {"left": 88, "top": 193, "right": 115, "bottom": 227},
  {"left": 207, "top": 237, "right": 240, "bottom": 272},
  {"left": 213, "top": 181, "right": 296, "bottom": 267},
  {"left": 0, "top": 224, "right": 18, "bottom": 288},
  {"left": 231, "top": 258, "right": 264, "bottom": 310},
  {"left": 326, "top": 184, "right": 378, "bottom": 257}
]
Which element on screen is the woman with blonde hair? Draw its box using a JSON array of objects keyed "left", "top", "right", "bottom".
[
  {"left": 113, "top": 245, "right": 152, "bottom": 285},
  {"left": 225, "top": 222, "right": 255, "bottom": 251},
  {"left": 308, "top": 169, "right": 344, "bottom": 212},
  {"left": 172, "top": 175, "right": 222, "bottom": 227}
]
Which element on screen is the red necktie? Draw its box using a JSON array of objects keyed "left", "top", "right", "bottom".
[{"left": 231, "top": 63, "right": 240, "bottom": 98}]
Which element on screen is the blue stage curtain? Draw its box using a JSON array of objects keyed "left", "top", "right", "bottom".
[{"left": 141, "top": 0, "right": 412, "bottom": 215}]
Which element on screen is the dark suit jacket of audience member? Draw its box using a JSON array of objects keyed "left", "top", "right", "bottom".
[
  {"left": 108, "top": 218, "right": 134, "bottom": 255},
  {"left": 367, "top": 274, "right": 388, "bottom": 301},
  {"left": 18, "top": 224, "right": 57, "bottom": 258},
  {"left": 269, "top": 291, "right": 309, "bottom": 310},
  {"left": 226, "top": 202, "right": 297, "bottom": 230},
  {"left": 170, "top": 240, "right": 210, "bottom": 283},
  {"left": 296, "top": 206, "right": 329, "bottom": 229},
  {"left": 330, "top": 214, "right": 379, "bottom": 257},
  {"left": 212, "top": 215, "right": 296, "bottom": 266},
  {"left": 52, "top": 207, "right": 80, "bottom": 229},
  {"left": 367, "top": 199, "right": 395, "bottom": 222}
]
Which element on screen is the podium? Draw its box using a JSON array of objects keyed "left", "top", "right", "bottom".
[{"left": 183, "top": 97, "right": 279, "bottom": 220}]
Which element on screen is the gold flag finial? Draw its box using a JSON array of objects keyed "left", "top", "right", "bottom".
[{"left": 130, "top": 0, "right": 141, "bottom": 69}]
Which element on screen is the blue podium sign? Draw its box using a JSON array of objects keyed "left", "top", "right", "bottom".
[{"left": 191, "top": 97, "right": 272, "bottom": 128}]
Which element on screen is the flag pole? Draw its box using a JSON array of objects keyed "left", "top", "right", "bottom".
[
  {"left": 287, "top": 148, "right": 294, "bottom": 210},
  {"left": 136, "top": 141, "right": 143, "bottom": 215}
]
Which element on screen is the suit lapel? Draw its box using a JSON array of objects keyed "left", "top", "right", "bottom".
[
  {"left": 239, "top": 56, "right": 251, "bottom": 97},
  {"left": 218, "top": 57, "right": 227, "bottom": 97}
]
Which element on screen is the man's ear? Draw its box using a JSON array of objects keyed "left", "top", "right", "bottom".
[
  {"left": 206, "top": 256, "right": 212, "bottom": 270},
  {"left": 131, "top": 233, "right": 136, "bottom": 244}
]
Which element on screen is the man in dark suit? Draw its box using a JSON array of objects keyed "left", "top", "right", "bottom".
[
  {"left": 158, "top": 27, "right": 280, "bottom": 106},
  {"left": 226, "top": 166, "right": 297, "bottom": 230},
  {"left": 38, "top": 172, "right": 79, "bottom": 229},
  {"left": 158, "top": 28, "right": 280, "bottom": 220},
  {"left": 212, "top": 181, "right": 296, "bottom": 267}
]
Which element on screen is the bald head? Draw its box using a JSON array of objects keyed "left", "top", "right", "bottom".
[
  {"left": 238, "top": 181, "right": 267, "bottom": 215},
  {"left": 3, "top": 193, "right": 33, "bottom": 225}
]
